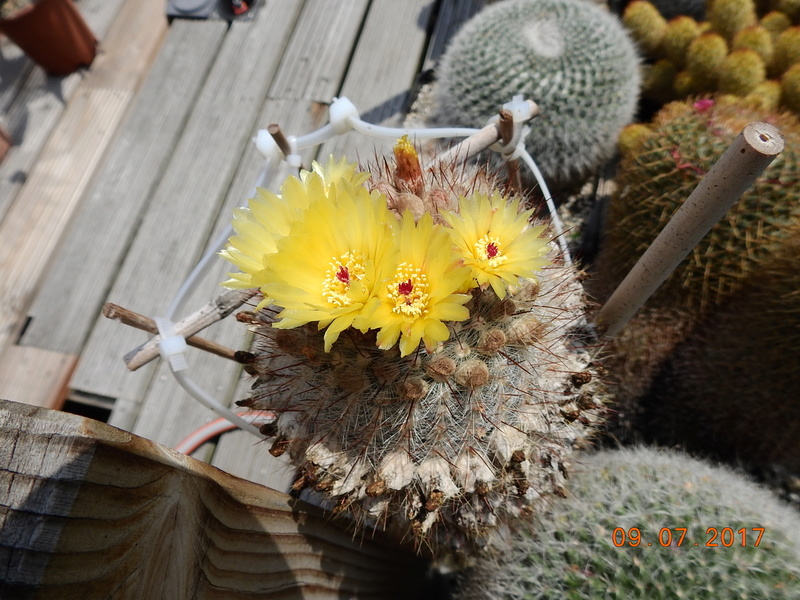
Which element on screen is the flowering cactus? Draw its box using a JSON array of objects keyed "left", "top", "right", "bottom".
[{"left": 221, "top": 143, "right": 604, "bottom": 556}]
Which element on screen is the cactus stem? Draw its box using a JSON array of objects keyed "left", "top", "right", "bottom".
[{"left": 595, "top": 121, "right": 784, "bottom": 337}]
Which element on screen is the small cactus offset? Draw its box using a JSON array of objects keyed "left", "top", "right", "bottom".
[
  {"left": 432, "top": 0, "right": 640, "bottom": 187},
  {"left": 454, "top": 447, "right": 800, "bottom": 599},
  {"left": 222, "top": 144, "right": 604, "bottom": 556}
]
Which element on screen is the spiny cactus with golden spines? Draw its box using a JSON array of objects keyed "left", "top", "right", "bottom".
[
  {"left": 623, "top": 0, "right": 800, "bottom": 112},
  {"left": 594, "top": 96, "right": 800, "bottom": 315},
  {"left": 640, "top": 223, "right": 800, "bottom": 469},
  {"left": 223, "top": 144, "right": 605, "bottom": 556},
  {"left": 782, "top": 62, "right": 800, "bottom": 111},
  {"left": 719, "top": 48, "right": 767, "bottom": 94},
  {"left": 455, "top": 447, "right": 800, "bottom": 599}
]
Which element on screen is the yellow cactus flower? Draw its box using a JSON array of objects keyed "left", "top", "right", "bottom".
[
  {"left": 442, "top": 192, "right": 551, "bottom": 298},
  {"left": 220, "top": 157, "right": 368, "bottom": 309},
  {"left": 263, "top": 180, "right": 397, "bottom": 351},
  {"left": 359, "top": 211, "right": 471, "bottom": 357}
]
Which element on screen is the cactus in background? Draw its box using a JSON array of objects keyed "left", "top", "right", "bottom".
[
  {"left": 432, "top": 0, "right": 640, "bottom": 187},
  {"left": 455, "top": 447, "right": 800, "bottom": 599},
  {"left": 589, "top": 97, "right": 800, "bottom": 447},
  {"left": 593, "top": 97, "right": 800, "bottom": 313},
  {"left": 641, "top": 226, "right": 800, "bottom": 469},
  {"left": 782, "top": 63, "right": 800, "bottom": 111},
  {"left": 718, "top": 48, "right": 767, "bottom": 94},
  {"left": 623, "top": 0, "right": 800, "bottom": 112},
  {"left": 708, "top": 0, "right": 758, "bottom": 42},
  {"left": 223, "top": 146, "right": 605, "bottom": 556}
]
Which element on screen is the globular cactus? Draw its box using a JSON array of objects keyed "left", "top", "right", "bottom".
[
  {"left": 641, "top": 226, "right": 800, "bottom": 469},
  {"left": 623, "top": 0, "right": 800, "bottom": 112},
  {"left": 782, "top": 62, "right": 800, "bottom": 111},
  {"left": 431, "top": 0, "right": 641, "bottom": 187},
  {"left": 222, "top": 144, "right": 605, "bottom": 556},
  {"left": 455, "top": 447, "right": 800, "bottom": 599},
  {"left": 594, "top": 97, "right": 800, "bottom": 314},
  {"left": 590, "top": 97, "right": 800, "bottom": 447}
]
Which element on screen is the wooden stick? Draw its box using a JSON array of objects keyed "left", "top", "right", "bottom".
[
  {"left": 103, "top": 303, "right": 239, "bottom": 363},
  {"left": 119, "top": 288, "right": 259, "bottom": 371},
  {"left": 594, "top": 122, "right": 784, "bottom": 337},
  {"left": 430, "top": 99, "right": 539, "bottom": 167}
]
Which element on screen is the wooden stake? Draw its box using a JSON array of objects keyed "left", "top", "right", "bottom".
[
  {"left": 594, "top": 122, "right": 784, "bottom": 337},
  {"left": 112, "top": 288, "right": 259, "bottom": 371}
]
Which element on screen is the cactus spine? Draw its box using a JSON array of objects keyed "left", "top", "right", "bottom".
[
  {"left": 432, "top": 0, "right": 640, "bottom": 186},
  {"left": 455, "top": 447, "right": 800, "bottom": 599}
]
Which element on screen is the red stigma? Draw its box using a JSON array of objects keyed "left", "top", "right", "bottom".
[
  {"left": 398, "top": 279, "right": 413, "bottom": 295},
  {"left": 486, "top": 242, "right": 499, "bottom": 258},
  {"left": 336, "top": 266, "right": 350, "bottom": 284}
]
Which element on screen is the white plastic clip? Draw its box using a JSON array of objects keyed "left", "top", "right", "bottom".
[
  {"left": 154, "top": 317, "right": 189, "bottom": 372},
  {"left": 254, "top": 129, "right": 283, "bottom": 161},
  {"left": 328, "top": 96, "right": 359, "bottom": 134},
  {"left": 285, "top": 134, "right": 302, "bottom": 168}
]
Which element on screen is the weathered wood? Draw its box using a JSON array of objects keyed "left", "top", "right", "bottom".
[
  {"left": 318, "top": 0, "right": 436, "bottom": 161},
  {"left": 0, "top": 0, "right": 167, "bottom": 354},
  {"left": 0, "top": 399, "right": 430, "bottom": 599},
  {"left": 0, "top": 0, "right": 128, "bottom": 222},
  {"left": 103, "top": 302, "right": 240, "bottom": 363},
  {"left": 71, "top": 1, "right": 305, "bottom": 429},
  {"left": 21, "top": 19, "right": 228, "bottom": 355},
  {"left": 0, "top": 346, "right": 76, "bottom": 409}
]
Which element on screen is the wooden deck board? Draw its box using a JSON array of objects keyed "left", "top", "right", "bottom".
[
  {"left": 22, "top": 20, "right": 229, "bottom": 355},
  {"left": 318, "top": 0, "right": 436, "bottom": 162},
  {"left": 0, "top": 0, "right": 167, "bottom": 355},
  {"left": 71, "top": 0, "right": 305, "bottom": 429},
  {"left": 0, "top": 346, "right": 76, "bottom": 410},
  {"left": 0, "top": 0, "right": 131, "bottom": 223}
]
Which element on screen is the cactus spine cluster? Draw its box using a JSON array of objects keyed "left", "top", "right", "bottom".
[
  {"left": 432, "top": 0, "right": 640, "bottom": 186},
  {"left": 226, "top": 144, "right": 604, "bottom": 556},
  {"left": 624, "top": 0, "right": 800, "bottom": 114},
  {"left": 592, "top": 97, "right": 800, "bottom": 467},
  {"left": 455, "top": 447, "right": 800, "bottom": 599}
]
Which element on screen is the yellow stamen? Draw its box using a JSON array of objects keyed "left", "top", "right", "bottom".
[
  {"left": 322, "top": 251, "right": 366, "bottom": 306},
  {"left": 387, "top": 262, "right": 429, "bottom": 318},
  {"left": 475, "top": 235, "right": 508, "bottom": 268}
]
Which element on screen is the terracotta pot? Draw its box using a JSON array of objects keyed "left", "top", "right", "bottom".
[{"left": 0, "top": 0, "right": 97, "bottom": 76}]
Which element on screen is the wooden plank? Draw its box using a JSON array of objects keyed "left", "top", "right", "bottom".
[
  {"left": 0, "top": 0, "right": 168, "bottom": 353},
  {"left": 0, "top": 346, "right": 76, "bottom": 410},
  {"left": 22, "top": 20, "right": 229, "bottom": 355},
  {"left": 0, "top": 399, "right": 429, "bottom": 599},
  {"left": 205, "top": 0, "right": 370, "bottom": 486},
  {"left": 71, "top": 0, "right": 305, "bottom": 430},
  {"left": 0, "top": 0, "right": 131, "bottom": 222},
  {"left": 317, "top": 0, "right": 436, "bottom": 162}
]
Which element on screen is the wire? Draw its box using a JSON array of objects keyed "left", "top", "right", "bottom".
[{"left": 174, "top": 410, "right": 275, "bottom": 454}]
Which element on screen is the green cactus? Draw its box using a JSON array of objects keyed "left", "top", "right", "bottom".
[
  {"left": 455, "top": 447, "right": 800, "bottom": 599},
  {"left": 781, "top": 62, "right": 800, "bottom": 111},
  {"left": 640, "top": 227, "right": 800, "bottom": 470},
  {"left": 662, "top": 15, "right": 701, "bottom": 68},
  {"left": 761, "top": 10, "right": 792, "bottom": 37},
  {"left": 732, "top": 24, "right": 774, "bottom": 64},
  {"left": 593, "top": 96, "right": 800, "bottom": 314},
  {"left": 623, "top": 1, "right": 667, "bottom": 55},
  {"left": 228, "top": 149, "right": 605, "bottom": 556},
  {"left": 746, "top": 77, "right": 783, "bottom": 108},
  {"left": 771, "top": 0, "right": 800, "bottom": 20},
  {"left": 642, "top": 58, "right": 678, "bottom": 100},
  {"left": 685, "top": 32, "right": 729, "bottom": 89},
  {"left": 770, "top": 25, "right": 800, "bottom": 76},
  {"left": 708, "top": 0, "right": 759, "bottom": 42},
  {"left": 432, "top": 0, "right": 641, "bottom": 187},
  {"left": 718, "top": 48, "right": 767, "bottom": 94}
]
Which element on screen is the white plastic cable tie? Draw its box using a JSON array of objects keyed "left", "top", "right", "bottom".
[
  {"left": 255, "top": 129, "right": 283, "bottom": 161},
  {"left": 154, "top": 317, "right": 189, "bottom": 372},
  {"left": 502, "top": 95, "right": 534, "bottom": 122},
  {"left": 329, "top": 96, "right": 359, "bottom": 134},
  {"left": 285, "top": 134, "right": 302, "bottom": 168}
]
